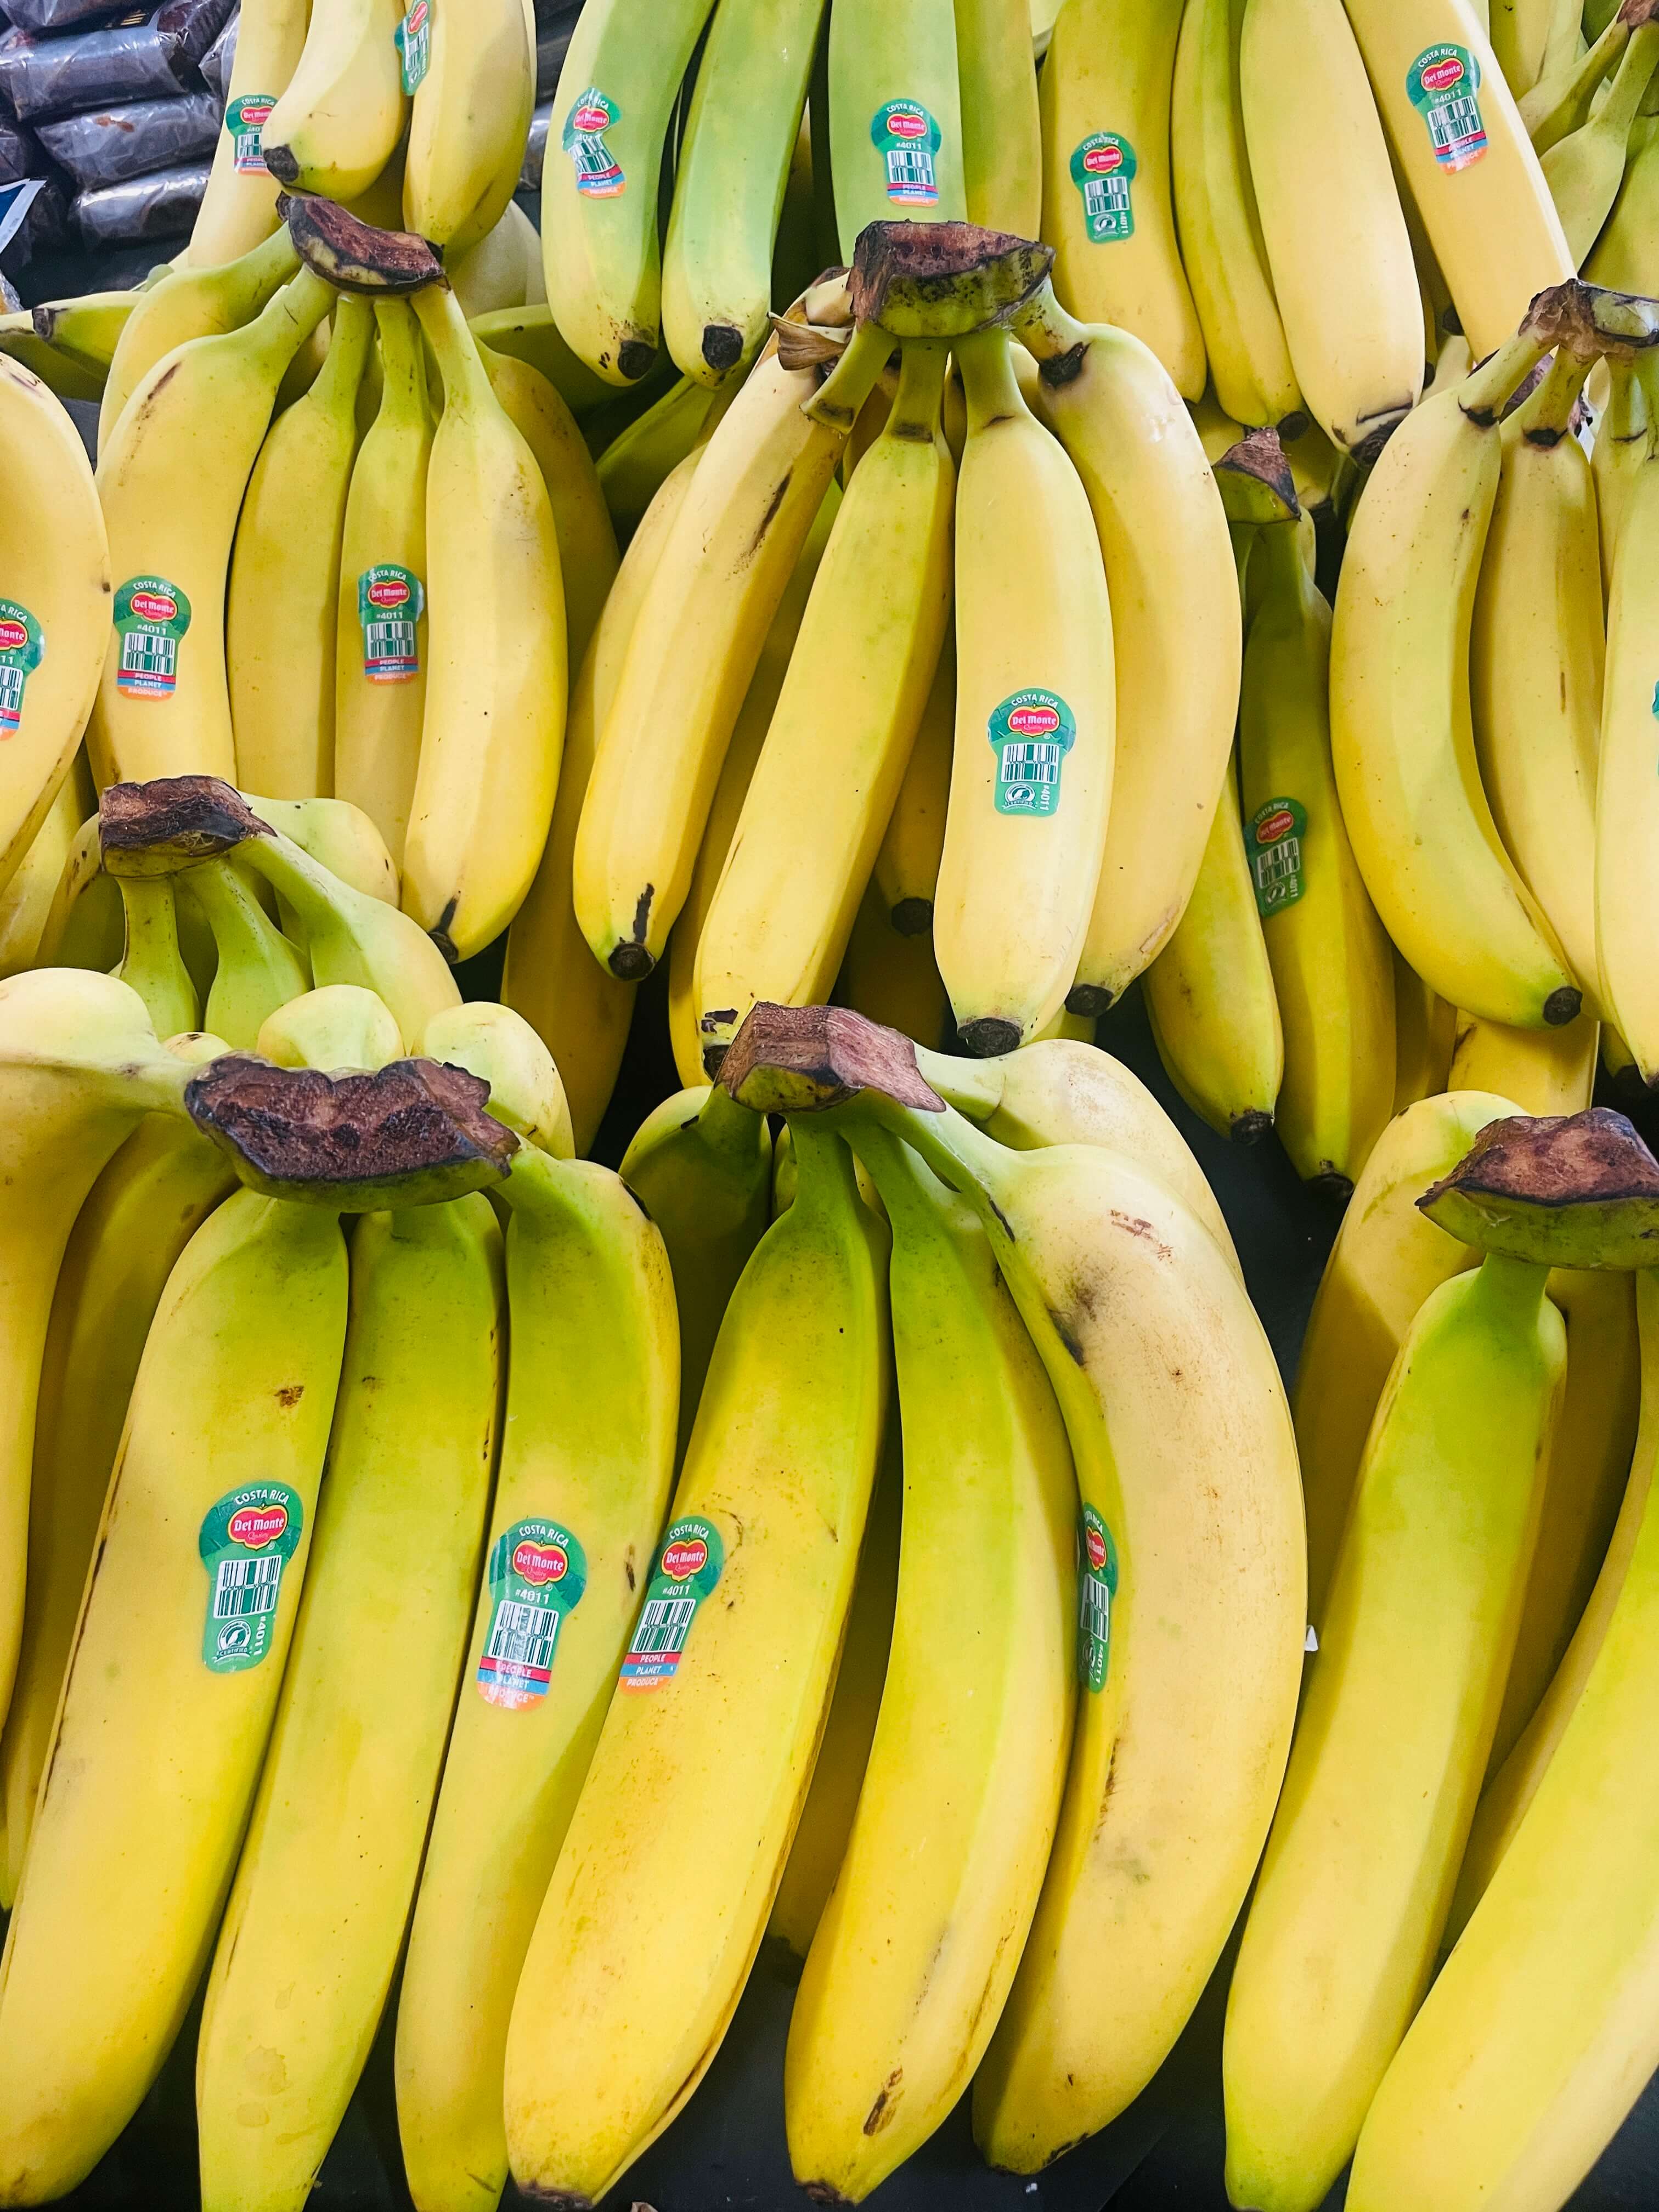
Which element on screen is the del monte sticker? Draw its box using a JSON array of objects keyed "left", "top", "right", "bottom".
[
  {"left": 1070, "top": 132, "right": 1137, "bottom": 242},
  {"left": 114, "top": 574, "right": 191, "bottom": 699},
  {"left": 987, "top": 689, "right": 1077, "bottom": 817},
  {"left": 564, "top": 86, "right": 625, "bottom": 196},
  {"left": 0, "top": 599, "right": 43, "bottom": 734},
  {"left": 1250, "top": 795, "right": 1308, "bottom": 916},
  {"left": 395, "top": 0, "right": 430, "bottom": 93},
  {"left": 1078, "top": 1503, "right": 1119, "bottom": 1694},
  {"left": 224, "top": 94, "right": 275, "bottom": 174},
  {"left": 358, "top": 562, "right": 424, "bottom": 683},
  {"left": 198, "top": 1482, "right": 303, "bottom": 1674},
  {"left": 871, "top": 99, "right": 942, "bottom": 208},
  {"left": 477, "top": 1517, "right": 588, "bottom": 1709},
  {"left": 620, "top": 1516, "right": 725, "bottom": 1690},
  {"left": 1407, "top": 43, "right": 1486, "bottom": 171}
]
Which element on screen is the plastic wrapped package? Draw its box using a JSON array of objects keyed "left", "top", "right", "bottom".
[
  {"left": 0, "top": 171, "right": 66, "bottom": 272},
  {"left": 521, "top": 96, "right": 549, "bottom": 190},
  {"left": 36, "top": 84, "right": 218, "bottom": 187},
  {"left": 200, "top": 2, "right": 233, "bottom": 103},
  {"left": 2, "top": 0, "right": 128, "bottom": 35},
  {"left": 0, "top": 0, "right": 235, "bottom": 123},
  {"left": 0, "top": 109, "right": 43, "bottom": 181},
  {"left": 73, "top": 153, "right": 205, "bottom": 239}
]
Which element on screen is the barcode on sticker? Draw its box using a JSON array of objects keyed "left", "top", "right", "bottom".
[
  {"left": 213, "top": 1554, "right": 282, "bottom": 1621},
  {"left": 1001, "top": 741, "right": 1064, "bottom": 786},
  {"left": 364, "top": 616, "right": 417, "bottom": 680},
  {"left": 119, "top": 633, "right": 178, "bottom": 692},
  {"left": 1427, "top": 97, "right": 1485, "bottom": 163},
  {"left": 1082, "top": 176, "right": 1131, "bottom": 234},
  {"left": 479, "top": 1599, "right": 559, "bottom": 1688},
  {"left": 0, "top": 667, "right": 21, "bottom": 729}
]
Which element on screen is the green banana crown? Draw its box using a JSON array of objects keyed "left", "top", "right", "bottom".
[{"left": 1419, "top": 1107, "right": 1659, "bottom": 1269}]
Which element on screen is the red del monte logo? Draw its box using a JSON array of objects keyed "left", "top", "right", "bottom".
[
  {"left": 228, "top": 1502, "right": 289, "bottom": 1549},
  {"left": 1008, "top": 703, "right": 1062, "bottom": 737},
  {"left": 0, "top": 619, "right": 26, "bottom": 654},
  {"left": 1256, "top": 806, "right": 1296, "bottom": 845},
  {"left": 1082, "top": 143, "right": 1124, "bottom": 174},
  {"left": 512, "top": 1537, "right": 569, "bottom": 1585},
  {"left": 887, "top": 106, "right": 927, "bottom": 138},
  {"left": 661, "top": 1535, "right": 709, "bottom": 1582},
  {"left": 130, "top": 589, "right": 177, "bottom": 624},
  {"left": 573, "top": 98, "right": 610, "bottom": 131},
  {"left": 1085, "top": 1523, "right": 1109, "bottom": 1573},
  {"left": 1421, "top": 54, "right": 1464, "bottom": 89},
  {"left": 367, "top": 575, "right": 410, "bottom": 611}
]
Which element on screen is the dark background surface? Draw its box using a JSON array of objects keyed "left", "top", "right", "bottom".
[{"left": 22, "top": 964, "right": 1659, "bottom": 2212}]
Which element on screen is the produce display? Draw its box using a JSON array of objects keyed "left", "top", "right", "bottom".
[{"left": 0, "top": 0, "right": 1656, "bottom": 2205}]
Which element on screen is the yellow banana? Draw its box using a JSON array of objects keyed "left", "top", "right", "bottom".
[
  {"left": 0, "top": 765, "right": 89, "bottom": 980},
  {"left": 394, "top": 1143, "right": 678, "bottom": 2212},
  {"left": 834, "top": 880, "right": 952, "bottom": 1049},
  {"left": 403, "top": 0, "right": 533, "bottom": 256},
  {"left": 785, "top": 1130, "right": 1075, "bottom": 2202},
  {"left": 1225, "top": 1250, "right": 1566, "bottom": 2212},
  {"left": 0, "top": 358, "right": 109, "bottom": 896},
  {"left": 870, "top": 626, "right": 953, "bottom": 939},
  {"left": 448, "top": 199, "right": 543, "bottom": 318},
  {"left": 229, "top": 295, "right": 373, "bottom": 800},
  {"left": 261, "top": 0, "right": 408, "bottom": 201},
  {"left": 1330, "top": 322, "right": 1583, "bottom": 1025},
  {"left": 468, "top": 301, "right": 617, "bottom": 419},
  {"left": 403, "top": 282, "right": 566, "bottom": 962},
  {"left": 934, "top": 324, "right": 1115, "bottom": 1052},
  {"left": 955, "top": 0, "right": 1043, "bottom": 235},
  {"left": 186, "top": 0, "right": 312, "bottom": 267},
  {"left": 196, "top": 1196, "right": 503, "bottom": 2212},
  {"left": 500, "top": 1122, "right": 888, "bottom": 2206},
  {"left": 1393, "top": 947, "right": 1458, "bottom": 1108},
  {"left": 1590, "top": 347, "right": 1651, "bottom": 602},
  {"left": 1241, "top": 0, "right": 1424, "bottom": 453},
  {"left": 1585, "top": 104, "right": 1659, "bottom": 290},
  {"left": 25, "top": 290, "right": 136, "bottom": 377},
  {"left": 1595, "top": 426, "right": 1659, "bottom": 1078},
  {"left": 111, "top": 873, "right": 200, "bottom": 1040},
  {"left": 827, "top": 0, "right": 968, "bottom": 257},
  {"left": 593, "top": 372, "right": 719, "bottom": 537},
  {"left": 89, "top": 268, "right": 337, "bottom": 791},
  {"left": 1489, "top": 0, "right": 1559, "bottom": 93},
  {"left": 1447, "top": 1005, "right": 1600, "bottom": 1112},
  {"left": 257, "top": 980, "right": 402, "bottom": 1069},
  {"left": 241, "top": 789, "right": 397, "bottom": 902},
  {"left": 1037, "top": 0, "right": 1204, "bottom": 399},
  {"left": 1540, "top": 20, "right": 1659, "bottom": 261},
  {"left": 419, "top": 1000, "right": 574, "bottom": 1156},
  {"left": 1522, "top": 5, "right": 1632, "bottom": 154}
]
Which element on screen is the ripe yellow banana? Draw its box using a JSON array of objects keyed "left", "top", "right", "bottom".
[
  {"left": 668, "top": 481, "right": 843, "bottom": 1087},
  {"left": 25, "top": 289, "right": 136, "bottom": 378},
  {"left": 196, "top": 1195, "right": 503, "bottom": 2212},
  {"left": 333, "top": 299, "right": 433, "bottom": 867},
  {"left": 1242, "top": 0, "right": 1424, "bottom": 453},
  {"left": 262, "top": 0, "right": 408, "bottom": 202},
  {"left": 693, "top": 341, "right": 953, "bottom": 1069},
  {"left": 0, "top": 1077, "right": 233, "bottom": 1908},
  {"left": 89, "top": 268, "right": 336, "bottom": 791},
  {"left": 619, "top": 1080, "right": 773, "bottom": 1463},
  {"left": 1595, "top": 431, "right": 1659, "bottom": 1078},
  {"left": 593, "top": 371, "right": 719, "bottom": 535},
  {"left": 1240, "top": 518, "right": 1394, "bottom": 1195},
  {"left": 573, "top": 318, "right": 890, "bottom": 978},
  {"left": 0, "top": 764, "right": 90, "bottom": 980},
  {"left": 468, "top": 301, "right": 617, "bottom": 419},
  {"left": 1330, "top": 322, "right": 1583, "bottom": 1025},
  {"left": 229, "top": 296, "right": 373, "bottom": 800},
  {"left": 1393, "top": 947, "right": 1458, "bottom": 1108},
  {"left": 0, "top": 1185, "right": 348, "bottom": 2204},
  {"left": 186, "top": 0, "right": 311, "bottom": 267},
  {"left": 1523, "top": 5, "right": 1632, "bottom": 154},
  {"left": 1171, "top": 0, "right": 1302, "bottom": 427},
  {"left": 419, "top": 1000, "right": 574, "bottom": 1156},
  {"left": 834, "top": 881, "right": 952, "bottom": 1048},
  {"left": 242, "top": 789, "right": 398, "bottom": 901},
  {"left": 258, "top": 980, "right": 402, "bottom": 1069},
  {"left": 1339, "top": 0, "right": 1573, "bottom": 353},
  {"left": 394, "top": 1142, "right": 678, "bottom": 2212},
  {"left": 502, "top": 456, "right": 695, "bottom": 1152},
  {"left": 1541, "top": 20, "right": 1659, "bottom": 260},
  {"left": 786, "top": 1129, "right": 1073, "bottom": 2202},
  {"left": 934, "top": 325, "right": 1115, "bottom": 1052},
  {"left": 870, "top": 626, "right": 952, "bottom": 939},
  {"left": 661, "top": 0, "right": 826, "bottom": 382},
  {"left": 1345, "top": 1264, "right": 1659, "bottom": 2212},
  {"left": 1585, "top": 104, "right": 1659, "bottom": 289},
  {"left": 1142, "top": 749, "right": 1284, "bottom": 1143},
  {"left": 1489, "top": 0, "right": 1559, "bottom": 93},
  {"left": 0, "top": 358, "right": 108, "bottom": 896},
  {"left": 1226, "top": 1250, "right": 1566, "bottom": 2212},
  {"left": 403, "top": 0, "right": 533, "bottom": 256},
  {"left": 500, "top": 1122, "right": 888, "bottom": 2207},
  {"left": 1591, "top": 347, "right": 1651, "bottom": 602},
  {"left": 827, "top": 0, "right": 968, "bottom": 257},
  {"left": 1037, "top": 0, "right": 1204, "bottom": 398},
  {"left": 403, "top": 283, "right": 566, "bottom": 962},
  {"left": 448, "top": 199, "right": 543, "bottom": 318},
  {"left": 954, "top": 0, "right": 1043, "bottom": 235},
  {"left": 1447, "top": 1004, "right": 1600, "bottom": 1112},
  {"left": 1015, "top": 287, "right": 1240, "bottom": 1012},
  {"left": 541, "top": 0, "right": 720, "bottom": 383}
]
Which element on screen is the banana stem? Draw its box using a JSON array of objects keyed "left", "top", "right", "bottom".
[
  {"left": 884, "top": 338, "right": 949, "bottom": 441},
  {"left": 371, "top": 298, "right": 430, "bottom": 428},
  {"left": 1599, "top": 21, "right": 1659, "bottom": 138},
  {"left": 1518, "top": 347, "right": 1595, "bottom": 438},
  {"left": 184, "top": 857, "right": 301, "bottom": 970},
  {"left": 1460, "top": 330, "right": 1553, "bottom": 425},
  {"left": 236, "top": 830, "right": 352, "bottom": 935},
  {"left": 1469, "top": 1248, "right": 1554, "bottom": 1323},
  {"left": 1012, "top": 281, "right": 1091, "bottom": 364},
  {"left": 837, "top": 1116, "right": 945, "bottom": 1232},
  {"left": 802, "top": 317, "right": 896, "bottom": 431},
  {"left": 411, "top": 282, "right": 492, "bottom": 411},
  {"left": 911, "top": 1042, "right": 1005, "bottom": 1120},
  {"left": 114, "top": 876, "right": 197, "bottom": 1039},
  {"left": 256, "top": 266, "right": 337, "bottom": 367},
  {"left": 694, "top": 1077, "right": 771, "bottom": 1165},
  {"left": 953, "top": 325, "right": 1027, "bottom": 436},
  {"left": 309, "top": 294, "right": 374, "bottom": 413},
  {"left": 1525, "top": 11, "right": 1630, "bottom": 147},
  {"left": 234, "top": 220, "right": 304, "bottom": 294}
]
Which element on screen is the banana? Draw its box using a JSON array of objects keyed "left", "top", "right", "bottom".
[
  {"left": 786, "top": 1131, "right": 1074, "bottom": 2202},
  {"left": 827, "top": 0, "right": 968, "bottom": 258},
  {"left": 334, "top": 300, "right": 435, "bottom": 867},
  {"left": 1586, "top": 106, "right": 1659, "bottom": 290},
  {"left": 835, "top": 880, "right": 952, "bottom": 1049},
  {"left": 1522, "top": 6, "right": 1632, "bottom": 154},
  {"left": 721, "top": 1003, "right": 1304, "bottom": 2174},
  {"left": 467, "top": 302, "right": 617, "bottom": 419},
  {"left": 1015, "top": 286, "right": 1240, "bottom": 1012},
  {"left": 500, "top": 1123, "right": 887, "bottom": 2206},
  {"left": 1239, "top": 518, "right": 1395, "bottom": 1195},
  {"left": 449, "top": 199, "right": 543, "bottom": 318},
  {"left": 1224, "top": 1250, "right": 1566, "bottom": 2212},
  {"left": 1170, "top": 0, "right": 1302, "bottom": 427},
  {"left": 89, "top": 269, "right": 337, "bottom": 792},
  {"left": 541, "top": 0, "right": 720, "bottom": 383},
  {"left": 692, "top": 342, "right": 953, "bottom": 1069},
  {"left": 1591, "top": 346, "right": 1652, "bottom": 602},
  {"left": 1329, "top": 320, "right": 1583, "bottom": 1026},
  {"left": 481, "top": 340, "right": 619, "bottom": 672},
  {"left": 619, "top": 1082, "right": 773, "bottom": 1463},
  {"left": 668, "top": 481, "right": 843, "bottom": 1087},
  {"left": 661, "top": 0, "right": 826, "bottom": 382},
  {"left": 261, "top": 0, "right": 408, "bottom": 202},
  {"left": 258, "top": 980, "right": 402, "bottom": 1069},
  {"left": 403, "top": 0, "right": 533, "bottom": 257},
  {"left": 0, "top": 1074, "right": 233, "bottom": 1907},
  {"left": 871, "top": 627, "right": 952, "bottom": 939},
  {"left": 1489, "top": 0, "right": 1559, "bottom": 93},
  {"left": 1393, "top": 947, "right": 1459, "bottom": 1108},
  {"left": 1595, "top": 424, "right": 1659, "bottom": 1079},
  {"left": 767, "top": 1419, "right": 901, "bottom": 1959},
  {"left": 196, "top": 1197, "right": 503, "bottom": 2212},
  {"left": 501, "top": 456, "right": 695, "bottom": 1153},
  {"left": 1469, "top": 347, "right": 1604, "bottom": 1005},
  {"left": 0, "top": 318, "right": 101, "bottom": 402},
  {"left": 573, "top": 318, "right": 891, "bottom": 978},
  {"left": 419, "top": 1000, "right": 574, "bottom": 1156},
  {"left": 934, "top": 325, "right": 1115, "bottom": 1053},
  {"left": 1294, "top": 1088, "right": 1519, "bottom": 1622},
  {"left": 111, "top": 874, "right": 200, "bottom": 1040},
  {"left": 400, "top": 283, "right": 565, "bottom": 961},
  {"left": 99, "top": 227, "right": 302, "bottom": 455},
  {"left": 27, "top": 290, "right": 136, "bottom": 377},
  {"left": 1344, "top": 1264, "right": 1659, "bottom": 2212},
  {"left": 241, "top": 790, "right": 398, "bottom": 902},
  {"left": 1241, "top": 0, "right": 1425, "bottom": 453},
  {"left": 1541, "top": 20, "right": 1659, "bottom": 260},
  {"left": 1037, "top": 0, "right": 1204, "bottom": 399},
  {"left": 229, "top": 296, "right": 373, "bottom": 801},
  {"left": 1142, "top": 748, "right": 1284, "bottom": 1143},
  {"left": 0, "top": 359, "right": 108, "bottom": 898},
  {"left": 393, "top": 1141, "right": 676, "bottom": 2212},
  {"left": 594, "top": 373, "right": 719, "bottom": 537},
  {"left": 0, "top": 765, "right": 90, "bottom": 980},
  {"left": 1339, "top": 0, "right": 1573, "bottom": 353},
  {"left": 955, "top": 0, "right": 1043, "bottom": 235},
  {"left": 186, "top": 0, "right": 312, "bottom": 267},
  {"left": 1447, "top": 1005, "right": 1600, "bottom": 1112}
]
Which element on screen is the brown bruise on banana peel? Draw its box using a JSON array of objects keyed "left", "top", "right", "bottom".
[
  {"left": 718, "top": 1002, "right": 945, "bottom": 1116},
  {"left": 847, "top": 220, "right": 1052, "bottom": 340},
  {"left": 185, "top": 1053, "right": 519, "bottom": 1209},
  {"left": 100, "top": 775, "right": 269, "bottom": 875},
  {"left": 1419, "top": 1107, "right": 1659, "bottom": 1269},
  {"left": 277, "top": 193, "right": 443, "bottom": 295}
]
